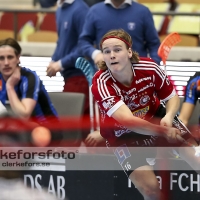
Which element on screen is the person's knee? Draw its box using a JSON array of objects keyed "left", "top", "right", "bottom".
[
  {"left": 129, "top": 167, "right": 161, "bottom": 200},
  {"left": 138, "top": 180, "right": 160, "bottom": 199}
]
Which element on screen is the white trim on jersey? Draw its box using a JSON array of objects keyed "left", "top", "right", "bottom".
[
  {"left": 133, "top": 66, "right": 166, "bottom": 89},
  {"left": 97, "top": 71, "right": 112, "bottom": 99},
  {"left": 134, "top": 64, "right": 165, "bottom": 79},
  {"left": 141, "top": 60, "right": 165, "bottom": 77},
  {"left": 111, "top": 84, "right": 119, "bottom": 94},
  {"left": 161, "top": 88, "right": 176, "bottom": 102},
  {"left": 108, "top": 69, "right": 117, "bottom": 83},
  {"left": 112, "top": 83, "right": 122, "bottom": 96},
  {"left": 107, "top": 100, "right": 124, "bottom": 117},
  {"left": 97, "top": 71, "right": 123, "bottom": 101},
  {"left": 134, "top": 60, "right": 165, "bottom": 79}
]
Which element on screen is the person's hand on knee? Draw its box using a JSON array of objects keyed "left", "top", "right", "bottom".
[{"left": 85, "top": 130, "right": 105, "bottom": 147}]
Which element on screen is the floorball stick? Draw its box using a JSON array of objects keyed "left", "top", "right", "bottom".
[
  {"left": 75, "top": 57, "right": 97, "bottom": 132},
  {"left": 158, "top": 32, "right": 181, "bottom": 75}
]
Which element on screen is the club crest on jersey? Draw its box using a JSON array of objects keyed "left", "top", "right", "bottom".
[
  {"left": 132, "top": 106, "right": 149, "bottom": 119},
  {"left": 114, "top": 144, "right": 131, "bottom": 165},
  {"left": 64, "top": 21, "right": 68, "bottom": 29},
  {"left": 127, "top": 22, "right": 135, "bottom": 31},
  {"left": 102, "top": 98, "right": 115, "bottom": 109},
  {"left": 140, "top": 95, "right": 150, "bottom": 106}
]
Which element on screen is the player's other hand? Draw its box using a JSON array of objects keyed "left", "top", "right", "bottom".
[
  {"left": 85, "top": 131, "right": 105, "bottom": 147},
  {"left": 164, "top": 127, "right": 181, "bottom": 143},
  {"left": 160, "top": 115, "right": 173, "bottom": 128}
]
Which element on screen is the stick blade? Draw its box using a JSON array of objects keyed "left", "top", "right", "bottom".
[
  {"left": 75, "top": 57, "right": 91, "bottom": 71},
  {"left": 158, "top": 32, "right": 181, "bottom": 65},
  {"left": 75, "top": 57, "right": 94, "bottom": 85}
]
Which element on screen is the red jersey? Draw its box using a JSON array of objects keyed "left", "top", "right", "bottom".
[{"left": 91, "top": 57, "right": 176, "bottom": 140}]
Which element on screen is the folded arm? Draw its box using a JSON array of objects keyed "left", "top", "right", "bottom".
[{"left": 6, "top": 85, "right": 36, "bottom": 118}]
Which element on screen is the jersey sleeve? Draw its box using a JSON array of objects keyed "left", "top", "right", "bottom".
[
  {"left": 184, "top": 73, "right": 200, "bottom": 105},
  {"left": 91, "top": 73, "right": 124, "bottom": 117},
  {"left": 153, "top": 65, "right": 176, "bottom": 101},
  {"left": 20, "top": 71, "right": 40, "bottom": 101}
]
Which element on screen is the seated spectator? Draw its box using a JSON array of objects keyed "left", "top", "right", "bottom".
[
  {"left": 179, "top": 72, "right": 200, "bottom": 126},
  {"left": 0, "top": 38, "right": 63, "bottom": 146},
  {"left": 179, "top": 72, "right": 200, "bottom": 142}
]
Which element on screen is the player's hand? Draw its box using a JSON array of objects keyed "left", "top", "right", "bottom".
[
  {"left": 163, "top": 127, "right": 181, "bottom": 143},
  {"left": 188, "top": 125, "right": 200, "bottom": 142},
  {"left": 94, "top": 52, "right": 104, "bottom": 68},
  {"left": 160, "top": 115, "right": 181, "bottom": 143},
  {"left": 160, "top": 115, "right": 173, "bottom": 128},
  {"left": 6, "top": 67, "right": 21, "bottom": 87},
  {"left": 85, "top": 131, "right": 105, "bottom": 147},
  {"left": 46, "top": 61, "right": 61, "bottom": 77}
]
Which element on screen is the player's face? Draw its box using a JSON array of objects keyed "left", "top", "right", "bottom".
[
  {"left": 102, "top": 38, "right": 132, "bottom": 74},
  {"left": 0, "top": 46, "right": 20, "bottom": 80}
]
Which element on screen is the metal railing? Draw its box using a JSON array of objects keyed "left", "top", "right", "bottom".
[
  {"left": 0, "top": 8, "right": 56, "bottom": 39},
  {"left": 0, "top": 8, "right": 200, "bottom": 40}
]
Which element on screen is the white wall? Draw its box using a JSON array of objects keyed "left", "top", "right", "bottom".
[
  {"left": 0, "top": 0, "right": 33, "bottom": 7},
  {"left": 19, "top": 42, "right": 200, "bottom": 61},
  {"left": 20, "top": 56, "right": 64, "bottom": 92}
]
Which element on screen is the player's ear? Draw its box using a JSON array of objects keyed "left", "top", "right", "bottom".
[
  {"left": 17, "top": 54, "right": 21, "bottom": 66},
  {"left": 128, "top": 48, "right": 132, "bottom": 58}
]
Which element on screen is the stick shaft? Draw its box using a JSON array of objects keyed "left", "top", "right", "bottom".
[{"left": 89, "top": 86, "right": 94, "bottom": 132}]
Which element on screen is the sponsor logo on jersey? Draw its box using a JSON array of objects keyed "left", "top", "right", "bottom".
[
  {"left": 128, "top": 101, "right": 140, "bottom": 110},
  {"left": 114, "top": 128, "right": 131, "bottom": 137},
  {"left": 102, "top": 98, "right": 115, "bottom": 109},
  {"left": 127, "top": 95, "right": 139, "bottom": 110},
  {"left": 139, "top": 95, "right": 150, "bottom": 106},
  {"left": 126, "top": 87, "right": 136, "bottom": 95},
  {"left": 131, "top": 94, "right": 138, "bottom": 101},
  {"left": 114, "top": 144, "right": 131, "bottom": 165},
  {"left": 138, "top": 83, "right": 153, "bottom": 93},
  {"left": 135, "top": 77, "right": 151, "bottom": 84},
  {"left": 132, "top": 106, "right": 149, "bottom": 119}
]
